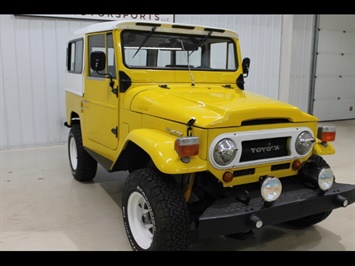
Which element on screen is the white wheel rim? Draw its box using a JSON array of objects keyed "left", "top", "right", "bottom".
[
  {"left": 69, "top": 136, "right": 78, "bottom": 170},
  {"left": 127, "top": 191, "right": 154, "bottom": 249}
]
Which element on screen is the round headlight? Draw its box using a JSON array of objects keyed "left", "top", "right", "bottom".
[
  {"left": 213, "top": 138, "right": 238, "bottom": 166},
  {"left": 295, "top": 131, "right": 315, "bottom": 155},
  {"left": 318, "top": 168, "right": 334, "bottom": 191},
  {"left": 261, "top": 177, "right": 282, "bottom": 202}
]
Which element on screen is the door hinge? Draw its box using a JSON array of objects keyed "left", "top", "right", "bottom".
[{"left": 111, "top": 127, "right": 118, "bottom": 138}]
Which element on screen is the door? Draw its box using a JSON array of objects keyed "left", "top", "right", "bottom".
[{"left": 83, "top": 32, "right": 119, "bottom": 150}]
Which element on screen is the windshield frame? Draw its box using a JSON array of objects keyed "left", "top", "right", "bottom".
[{"left": 121, "top": 29, "right": 238, "bottom": 71}]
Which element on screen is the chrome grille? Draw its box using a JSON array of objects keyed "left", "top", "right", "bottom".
[{"left": 240, "top": 137, "right": 288, "bottom": 162}]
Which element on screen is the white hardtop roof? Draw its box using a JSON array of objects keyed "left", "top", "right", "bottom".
[{"left": 72, "top": 20, "right": 239, "bottom": 39}]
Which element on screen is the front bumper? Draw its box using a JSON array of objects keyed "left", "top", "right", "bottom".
[{"left": 198, "top": 178, "right": 355, "bottom": 238}]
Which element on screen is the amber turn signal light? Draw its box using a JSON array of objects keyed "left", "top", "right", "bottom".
[
  {"left": 317, "top": 126, "right": 336, "bottom": 142},
  {"left": 292, "top": 159, "right": 302, "bottom": 170},
  {"left": 223, "top": 171, "right": 234, "bottom": 183},
  {"left": 174, "top": 136, "right": 199, "bottom": 158}
]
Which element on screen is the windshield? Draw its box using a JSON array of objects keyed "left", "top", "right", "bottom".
[{"left": 121, "top": 30, "right": 237, "bottom": 71}]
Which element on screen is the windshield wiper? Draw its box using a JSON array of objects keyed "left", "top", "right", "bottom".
[
  {"left": 188, "top": 30, "right": 212, "bottom": 57},
  {"left": 179, "top": 39, "right": 195, "bottom": 86},
  {"left": 132, "top": 26, "right": 156, "bottom": 59}
]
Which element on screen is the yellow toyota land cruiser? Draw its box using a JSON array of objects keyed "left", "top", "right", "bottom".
[{"left": 64, "top": 20, "right": 355, "bottom": 251}]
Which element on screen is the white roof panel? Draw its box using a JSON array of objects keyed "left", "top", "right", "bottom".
[{"left": 72, "top": 20, "right": 239, "bottom": 39}]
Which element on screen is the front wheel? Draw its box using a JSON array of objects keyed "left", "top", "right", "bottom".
[
  {"left": 122, "top": 168, "right": 191, "bottom": 251},
  {"left": 68, "top": 124, "right": 97, "bottom": 182},
  {"left": 287, "top": 155, "right": 333, "bottom": 228}
]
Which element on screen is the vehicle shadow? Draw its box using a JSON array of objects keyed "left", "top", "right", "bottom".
[{"left": 188, "top": 222, "right": 346, "bottom": 251}]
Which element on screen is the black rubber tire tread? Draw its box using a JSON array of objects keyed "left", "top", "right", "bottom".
[
  {"left": 68, "top": 124, "right": 97, "bottom": 182},
  {"left": 122, "top": 168, "right": 191, "bottom": 251},
  {"left": 308, "top": 154, "right": 330, "bottom": 169},
  {"left": 287, "top": 154, "right": 333, "bottom": 228}
]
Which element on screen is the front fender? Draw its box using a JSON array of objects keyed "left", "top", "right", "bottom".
[
  {"left": 312, "top": 140, "right": 336, "bottom": 155},
  {"left": 126, "top": 129, "right": 207, "bottom": 174}
]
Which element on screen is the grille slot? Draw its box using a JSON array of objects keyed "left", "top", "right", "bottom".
[
  {"left": 240, "top": 137, "right": 288, "bottom": 162},
  {"left": 233, "top": 168, "right": 255, "bottom": 177},
  {"left": 271, "top": 163, "right": 290, "bottom": 171},
  {"left": 241, "top": 119, "right": 289, "bottom": 126}
]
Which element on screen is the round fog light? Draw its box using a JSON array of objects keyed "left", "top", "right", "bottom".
[
  {"left": 318, "top": 168, "right": 334, "bottom": 191},
  {"left": 261, "top": 177, "right": 282, "bottom": 202}
]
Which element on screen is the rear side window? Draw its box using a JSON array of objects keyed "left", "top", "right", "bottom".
[{"left": 67, "top": 39, "right": 83, "bottom": 73}]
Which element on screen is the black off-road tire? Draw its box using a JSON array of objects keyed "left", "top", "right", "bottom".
[
  {"left": 122, "top": 168, "right": 191, "bottom": 251},
  {"left": 287, "top": 155, "right": 333, "bottom": 228},
  {"left": 68, "top": 124, "right": 97, "bottom": 182},
  {"left": 308, "top": 154, "right": 330, "bottom": 169}
]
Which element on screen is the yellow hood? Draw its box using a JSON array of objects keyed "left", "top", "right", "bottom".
[{"left": 129, "top": 84, "right": 317, "bottom": 128}]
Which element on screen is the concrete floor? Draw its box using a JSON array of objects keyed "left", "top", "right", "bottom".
[{"left": 0, "top": 120, "right": 354, "bottom": 251}]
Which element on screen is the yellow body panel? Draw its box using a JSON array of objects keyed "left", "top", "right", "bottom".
[
  {"left": 122, "top": 129, "right": 207, "bottom": 174},
  {"left": 313, "top": 141, "right": 336, "bottom": 155},
  {"left": 65, "top": 92, "right": 83, "bottom": 124},
  {"left": 83, "top": 78, "right": 119, "bottom": 150}
]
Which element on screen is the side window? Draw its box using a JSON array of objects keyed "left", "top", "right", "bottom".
[
  {"left": 88, "top": 34, "right": 105, "bottom": 77},
  {"left": 67, "top": 39, "right": 83, "bottom": 73},
  {"left": 88, "top": 33, "right": 116, "bottom": 78}
]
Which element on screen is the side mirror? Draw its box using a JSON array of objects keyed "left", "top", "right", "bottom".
[
  {"left": 242, "top": 57, "right": 250, "bottom": 77},
  {"left": 90, "top": 51, "right": 106, "bottom": 72}
]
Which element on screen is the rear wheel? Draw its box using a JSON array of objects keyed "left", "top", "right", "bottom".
[
  {"left": 122, "top": 168, "right": 191, "bottom": 251},
  {"left": 68, "top": 124, "right": 97, "bottom": 182}
]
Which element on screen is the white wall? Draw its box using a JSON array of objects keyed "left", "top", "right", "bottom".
[
  {"left": 0, "top": 15, "right": 99, "bottom": 149},
  {"left": 0, "top": 14, "right": 314, "bottom": 149},
  {"left": 312, "top": 15, "right": 355, "bottom": 121},
  {"left": 287, "top": 15, "right": 315, "bottom": 113}
]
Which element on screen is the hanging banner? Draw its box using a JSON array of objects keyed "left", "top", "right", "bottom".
[{"left": 19, "top": 14, "right": 175, "bottom": 22}]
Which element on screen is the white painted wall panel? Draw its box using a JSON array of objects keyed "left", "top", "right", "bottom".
[
  {"left": 312, "top": 15, "right": 355, "bottom": 121},
  {"left": 288, "top": 15, "right": 315, "bottom": 113},
  {"left": 1, "top": 16, "right": 23, "bottom": 148},
  {"left": 316, "top": 53, "right": 354, "bottom": 76},
  {"left": 312, "top": 98, "right": 355, "bottom": 121},
  {"left": 314, "top": 76, "right": 354, "bottom": 99},
  {"left": 318, "top": 29, "right": 355, "bottom": 54},
  {"left": 0, "top": 15, "right": 98, "bottom": 149},
  {"left": 319, "top": 15, "right": 355, "bottom": 31},
  {"left": 0, "top": 34, "right": 7, "bottom": 148}
]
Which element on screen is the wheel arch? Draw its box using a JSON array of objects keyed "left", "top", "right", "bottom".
[
  {"left": 111, "top": 128, "right": 207, "bottom": 174},
  {"left": 64, "top": 111, "right": 81, "bottom": 128}
]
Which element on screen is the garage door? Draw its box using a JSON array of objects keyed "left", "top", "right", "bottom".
[{"left": 312, "top": 15, "right": 355, "bottom": 121}]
